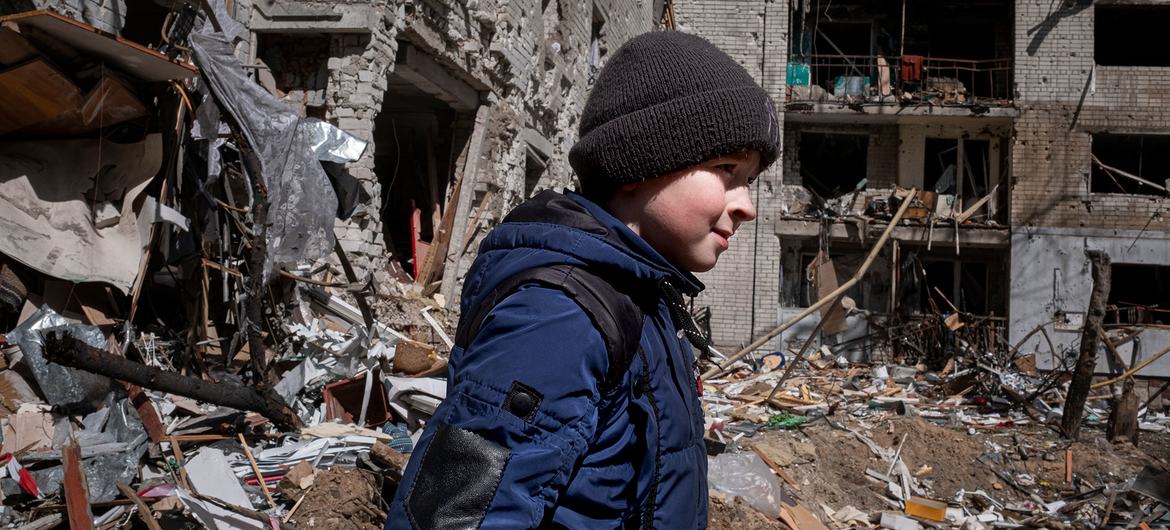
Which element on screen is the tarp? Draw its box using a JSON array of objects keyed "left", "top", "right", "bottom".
[{"left": 189, "top": 19, "right": 339, "bottom": 282}]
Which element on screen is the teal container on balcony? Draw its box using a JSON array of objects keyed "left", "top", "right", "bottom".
[
  {"left": 834, "top": 75, "right": 870, "bottom": 97},
  {"left": 787, "top": 62, "right": 810, "bottom": 86}
]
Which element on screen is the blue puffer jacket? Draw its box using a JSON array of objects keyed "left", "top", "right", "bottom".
[{"left": 385, "top": 190, "right": 708, "bottom": 529}]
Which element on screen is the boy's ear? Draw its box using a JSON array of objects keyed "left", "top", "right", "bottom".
[{"left": 619, "top": 182, "right": 641, "bottom": 193}]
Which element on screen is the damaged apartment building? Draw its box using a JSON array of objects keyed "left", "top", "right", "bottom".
[
  {"left": 759, "top": 0, "right": 1016, "bottom": 367},
  {"left": 0, "top": 0, "right": 655, "bottom": 298},
  {"left": 674, "top": 0, "right": 1170, "bottom": 381},
  {"left": 3, "top": 0, "right": 1169, "bottom": 378}
]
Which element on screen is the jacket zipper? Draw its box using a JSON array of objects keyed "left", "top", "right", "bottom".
[{"left": 636, "top": 347, "right": 662, "bottom": 530}]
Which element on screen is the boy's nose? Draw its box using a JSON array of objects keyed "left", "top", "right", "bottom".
[{"left": 728, "top": 186, "right": 756, "bottom": 223}]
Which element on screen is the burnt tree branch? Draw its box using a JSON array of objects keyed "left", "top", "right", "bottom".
[
  {"left": 1061, "top": 249, "right": 1111, "bottom": 439},
  {"left": 42, "top": 332, "right": 302, "bottom": 431},
  {"left": 238, "top": 141, "right": 273, "bottom": 389}
]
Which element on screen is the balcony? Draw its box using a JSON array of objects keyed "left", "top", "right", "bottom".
[{"left": 786, "top": 54, "right": 1013, "bottom": 108}]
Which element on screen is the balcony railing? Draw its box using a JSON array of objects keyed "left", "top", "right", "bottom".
[{"left": 786, "top": 54, "right": 1013, "bottom": 106}]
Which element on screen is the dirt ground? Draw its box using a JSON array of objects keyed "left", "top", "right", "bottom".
[
  {"left": 743, "top": 416, "right": 1169, "bottom": 523},
  {"left": 709, "top": 492, "right": 787, "bottom": 529},
  {"left": 286, "top": 467, "right": 387, "bottom": 529}
]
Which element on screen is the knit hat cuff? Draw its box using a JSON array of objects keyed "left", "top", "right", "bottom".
[{"left": 569, "top": 85, "right": 780, "bottom": 186}]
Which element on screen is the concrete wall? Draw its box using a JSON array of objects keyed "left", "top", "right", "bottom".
[
  {"left": 1009, "top": 226, "right": 1170, "bottom": 376},
  {"left": 674, "top": 0, "right": 787, "bottom": 349}
]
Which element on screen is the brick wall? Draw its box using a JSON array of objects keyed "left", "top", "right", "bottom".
[
  {"left": 675, "top": 0, "right": 787, "bottom": 349},
  {"left": 1012, "top": 0, "right": 1170, "bottom": 232},
  {"left": 412, "top": 0, "right": 653, "bottom": 293}
]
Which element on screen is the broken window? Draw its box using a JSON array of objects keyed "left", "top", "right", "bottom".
[
  {"left": 256, "top": 34, "right": 331, "bottom": 119},
  {"left": 797, "top": 252, "right": 866, "bottom": 309},
  {"left": 924, "top": 137, "right": 991, "bottom": 215},
  {"left": 918, "top": 260, "right": 989, "bottom": 316},
  {"left": 1096, "top": 6, "right": 1170, "bottom": 67},
  {"left": 1108, "top": 264, "right": 1170, "bottom": 325},
  {"left": 797, "top": 132, "right": 867, "bottom": 199},
  {"left": 1090, "top": 133, "right": 1170, "bottom": 196}
]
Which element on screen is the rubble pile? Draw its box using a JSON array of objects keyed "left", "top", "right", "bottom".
[
  {"left": 0, "top": 3, "right": 1166, "bottom": 530},
  {"left": 0, "top": 4, "right": 457, "bottom": 528},
  {"left": 698, "top": 334, "right": 1170, "bottom": 529}
]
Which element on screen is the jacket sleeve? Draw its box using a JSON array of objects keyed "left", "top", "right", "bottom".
[{"left": 385, "top": 284, "right": 609, "bottom": 529}]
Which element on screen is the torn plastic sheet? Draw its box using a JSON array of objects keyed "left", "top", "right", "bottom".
[
  {"left": 205, "top": 0, "right": 245, "bottom": 43},
  {"left": 707, "top": 452, "right": 786, "bottom": 518},
  {"left": 5, "top": 307, "right": 112, "bottom": 407},
  {"left": 0, "top": 456, "right": 43, "bottom": 498},
  {"left": 23, "top": 396, "right": 148, "bottom": 502},
  {"left": 189, "top": 19, "right": 338, "bottom": 281},
  {"left": 303, "top": 118, "right": 368, "bottom": 163},
  {"left": 28, "top": 439, "right": 148, "bottom": 503}
]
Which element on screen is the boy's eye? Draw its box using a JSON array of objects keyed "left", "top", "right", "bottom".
[{"left": 716, "top": 163, "right": 737, "bottom": 174}]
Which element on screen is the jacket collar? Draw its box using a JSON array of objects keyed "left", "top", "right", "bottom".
[{"left": 491, "top": 190, "right": 704, "bottom": 296}]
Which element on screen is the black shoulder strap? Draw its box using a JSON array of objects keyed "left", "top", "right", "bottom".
[{"left": 453, "top": 264, "right": 646, "bottom": 389}]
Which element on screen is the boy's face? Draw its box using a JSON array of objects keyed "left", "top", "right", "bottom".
[{"left": 610, "top": 151, "right": 760, "bottom": 273}]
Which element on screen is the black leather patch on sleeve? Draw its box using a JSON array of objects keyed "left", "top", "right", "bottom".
[
  {"left": 503, "top": 381, "right": 543, "bottom": 423},
  {"left": 406, "top": 424, "right": 511, "bottom": 530}
]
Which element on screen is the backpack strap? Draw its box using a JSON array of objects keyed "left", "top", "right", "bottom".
[{"left": 453, "top": 264, "right": 646, "bottom": 390}]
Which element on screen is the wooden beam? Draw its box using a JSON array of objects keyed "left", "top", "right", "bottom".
[{"left": 62, "top": 443, "right": 94, "bottom": 530}]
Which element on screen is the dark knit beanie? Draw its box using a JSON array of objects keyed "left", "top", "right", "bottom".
[{"left": 569, "top": 31, "right": 780, "bottom": 198}]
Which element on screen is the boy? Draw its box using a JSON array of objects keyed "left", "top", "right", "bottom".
[{"left": 385, "top": 31, "right": 778, "bottom": 529}]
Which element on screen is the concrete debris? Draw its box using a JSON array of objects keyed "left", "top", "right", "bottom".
[{"left": 699, "top": 332, "right": 1170, "bottom": 528}]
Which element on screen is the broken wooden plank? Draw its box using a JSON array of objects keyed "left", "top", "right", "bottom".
[
  {"left": 0, "top": 58, "right": 83, "bottom": 135},
  {"left": 125, "top": 384, "right": 166, "bottom": 444},
  {"left": 62, "top": 442, "right": 94, "bottom": 530},
  {"left": 955, "top": 184, "right": 1000, "bottom": 223},
  {"left": 238, "top": 433, "right": 277, "bottom": 510},
  {"left": 0, "top": 27, "right": 38, "bottom": 66},
  {"left": 416, "top": 175, "right": 462, "bottom": 288},
  {"left": 751, "top": 445, "right": 800, "bottom": 489},
  {"left": 22, "top": 71, "right": 149, "bottom": 136},
  {"left": 1108, "top": 377, "right": 1138, "bottom": 443},
  {"left": 116, "top": 481, "right": 162, "bottom": 530},
  {"left": 334, "top": 240, "right": 374, "bottom": 329}
]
